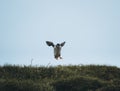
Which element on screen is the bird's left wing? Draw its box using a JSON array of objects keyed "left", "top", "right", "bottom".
[{"left": 46, "top": 41, "right": 54, "bottom": 47}]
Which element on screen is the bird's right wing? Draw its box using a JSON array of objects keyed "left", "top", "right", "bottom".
[
  {"left": 61, "top": 41, "right": 66, "bottom": 47},
  {"left": 46, "top": 41, "right": 54, "bottom": 47}
]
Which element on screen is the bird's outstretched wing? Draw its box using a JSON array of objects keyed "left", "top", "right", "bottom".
[
  {"left": 61, "top": 41, "right": 66, "bottom": 47},
  {"left": 46, "top": 41, "right": 54, "bottom": 47}
]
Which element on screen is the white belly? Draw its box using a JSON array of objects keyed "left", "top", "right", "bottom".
[{"left": 54, "top": 47, "right": 61, "bottom": 56}]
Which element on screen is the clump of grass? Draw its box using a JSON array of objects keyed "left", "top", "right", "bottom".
[{"left": 0, "top": 64, "right": 120, "bottom": 91}]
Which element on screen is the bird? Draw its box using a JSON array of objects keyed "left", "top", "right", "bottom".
[{"left": 46, "top": 41, "right": 66, "bottom": 60}]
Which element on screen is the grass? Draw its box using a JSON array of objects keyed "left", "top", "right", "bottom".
[{"left": 0, "top": 64, "right": 120, "bottom": 91}]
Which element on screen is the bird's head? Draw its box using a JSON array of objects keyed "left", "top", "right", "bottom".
[{"left": 56, "top": 43, "right": 60, "bottom": 47}]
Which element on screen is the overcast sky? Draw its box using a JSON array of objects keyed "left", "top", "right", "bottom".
[{"left": 0, "top": 0, "right": 120, "bottom": 67}]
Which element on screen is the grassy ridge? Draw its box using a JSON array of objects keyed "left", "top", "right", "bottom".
[{"left": 0, "top": 64, "right": 120, "bottom": 91}]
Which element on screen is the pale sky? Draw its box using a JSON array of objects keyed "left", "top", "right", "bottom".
[{"left": 0, "top": 0, "right": 120, "bottom": 67}]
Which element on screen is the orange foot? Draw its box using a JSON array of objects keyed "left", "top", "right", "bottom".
[{"left": 60, "top": 57, "right": 63, "bottom": 59}]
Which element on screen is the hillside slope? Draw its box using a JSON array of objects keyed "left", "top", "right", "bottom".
[{"left": 0, "top": 65, "right": 120, "bottom": 91}]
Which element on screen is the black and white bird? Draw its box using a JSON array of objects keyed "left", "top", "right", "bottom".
[{"left": 46, "top": 41, "right": 66, "bottom": 60}]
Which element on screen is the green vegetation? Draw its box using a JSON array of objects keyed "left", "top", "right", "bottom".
[{"left": 0, "top": 64, "right": 120, "bottom": 91}]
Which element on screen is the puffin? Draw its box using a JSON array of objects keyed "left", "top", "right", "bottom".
[{"left": 46, "top": 41, "right": 65, "bottom": 60}]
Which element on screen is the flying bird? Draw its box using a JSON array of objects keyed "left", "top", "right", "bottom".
[{"left": 46, "top": 41, "right": 66, "bottom": 60}]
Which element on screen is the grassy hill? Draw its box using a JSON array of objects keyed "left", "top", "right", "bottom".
[{"left": 0, "top": 64, "right": 120, "bottom": 91}]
